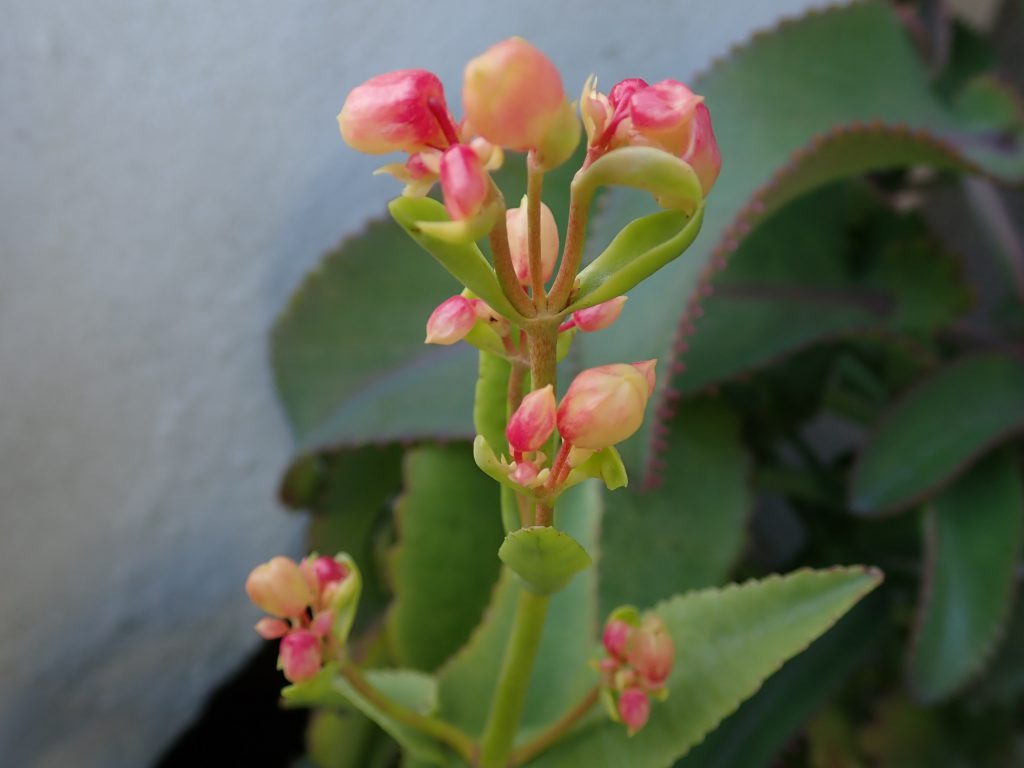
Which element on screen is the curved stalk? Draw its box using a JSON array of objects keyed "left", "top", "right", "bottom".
[
  {"left": 548, "top": 182, "right": 593, "bottom": 310},
  {"left": 510, "top": 686, "right": 600, "bottom": 766},
  {"left": 338, "top": 662, "right": 476, "bottom": 763}
]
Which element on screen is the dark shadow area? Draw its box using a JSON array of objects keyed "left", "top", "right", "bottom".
[{"left": 155, "top": 642, "right": 308, "bottom": 767}]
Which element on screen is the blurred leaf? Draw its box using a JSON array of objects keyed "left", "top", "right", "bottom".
[
  {"left": 576, "top": 0, "right": 1024, "bottom": 473},
  {"left": 284, "top": 667, "right": 448, "bottom": 766},
  {"left": 436, "top": 483, "right": 601, "bottom": 743},
  {"left": 859, "top": 696, "right": 950, "bottom": 768},
  {"left": 306, "top": 709, "right": 396, "bottom": 768},
  {"left": 388, "top": 445, "right": 504, "bottom": 671},
  {"left": 600, "top": 397, "right": 751, "bottom": 614},
  {"left": 908, "top": 449, "right": 1023, "bottom": 702},
  {"left": 678, "top": 596, "right": 886, "bottom": 768},
  {"left": 527, "top": 567, "right": 882, "bottom": 767},
  {"left": 292, "top": 445, "right": 404, "bottom": 628},
  {"left": 850, "top": 352, "right": 1024, "bottom": 515},
  {"left": 498, "top": 526, "right": 592, "bottom": 595},
  {"left": 971, "top": 593, "right": 1024, "bottom": 706},
  {"left": 673, "top": 183, "right": 968, "bottom": 397}
]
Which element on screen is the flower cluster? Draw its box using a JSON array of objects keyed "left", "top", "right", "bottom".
[
  {"left": 598, "top": 609, "right": 676, "bottom": 735},
  {"left": 338, "top": 38, "right": 580, "bottom": 228},
  {"left": 245, "top": 553, "right": 360, "bottom": 683},
  {"left": 582, "top": 77, "right": 721, "bottom": 194}
]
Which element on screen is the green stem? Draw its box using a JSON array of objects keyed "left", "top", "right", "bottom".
[
  {"left": 548, "top": 181, "right": 593, "bottom": 311},
  {"left": 477, "top": 589, "right": 551, "bottom": 768},
  {"left": 526, "top": 161, "right": 547, "bottom": 311},
  {"left": 339, "top": 662, "right": 476, "bottom": 763},
  {"left": 509, "top": 686, "right": 600, "bottom": 766}
]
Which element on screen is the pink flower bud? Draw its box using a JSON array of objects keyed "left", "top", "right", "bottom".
[
  {"left": 425, "top": 295, "right": 477, "bottom": 345},
  {"left": 556, "top": 362, "right": 656, "bottom": 450},
  {"left": 627, "top": 615, "right": 675, "bottom": 688},
  {"left": 618, "top": 688, "right": 651, "bottom": 735},
  {"left": 254, "top": 617, "right": 290, "bottom": 640},
  {"left": 310, "top": 609, "right": 334, "bottom": 638},
  {"left": 632, "top": 359, "right": 657, "bottom": 396},
  {"left": 507, "top": 385, "right": 557, "bottom": 453},
  {"left": 463, "top": 38, "right": 565, "bottom": 150},
  {"left": 603, "top": 618, "right": 633, "bottom": 660},
  {"left": 279, "top": 630, "right": 322, "bottom": 683},
  {"left": 570, "top": 297, "right": 628, "bottom": 333},
  {"left": 608, "top": 78, "right": 649, "bottom": 109},
  {"left": 510, "top": 458, "right": 540, "bottom": 486},
  {"left": 440, "top": 145, "right": 490, "bottom": 221},
  {"left": 246, "top": 556, "right": 312, "bottom": 618},
  {"left": 338, "top": 70, "right": 456, "bottom": 155},
  {"left": 506, "top": 197, "right": 560, "bottom": 286},
  {"left": 312, "top": 556, "right": 349, "bottom": 590},
  {"left": 627, "top": 80, "right": 703, "bottom": 156},
  {"left": 681, "top": 103, "right": 721, "bottom": 195}
]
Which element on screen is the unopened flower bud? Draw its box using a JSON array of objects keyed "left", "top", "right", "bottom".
[
  {"left": 246, "top": 556, "right": 312, "bottom": 618},
  {"left": 618, "top": 688, "right": 651, "bottom": 735},
  {"left": 426, "top": 295, "right": 477, "bottom": 345},
  {"left": 339, "top": 70, "right": 455, "bottom": 155},
  {"left": 440, "top": 145, "right": 490, "bottom": 221},
  {"left": 627, "top": 80, "right": 703, "bottom": 156},
  {"left": 632, "top": 359, "right": 657, "bottom": 396},
  {"left": 506, "top": 197, "right": 559, "bottom": 286},
  {"left": 463, "top": 38, "right": 565, "bottom": 150},
  {"left": 254, "top": 617, "right": 290, "bottom": 640},
  {"left": 608, "top": 78, "right": 649, "bottom": 109},
  {"left": 603, "top": 618, "right": 633, "bottom": 660},
  {"left": 279, "top": 630, "right": 322, "bottom": 683},
  {"left": 556, "top": 361, "right": 657, "bottom": 450},
  {"left": 507, "top": 385, "right": 557, "bottom": 453},
  {"left": 627, "top": 615, "right": 675, "bottom": 688},
  {"left": 310, "top": 609, "right": 334, "bottom": 638},
  {"left": 570, "top": 297, "right": 628, "bottom": 333},
  {"left": 681, "top": 103, "right": 721, "bottom": 195},
  {"left": 510, "top": 458, "right": 540, "bottom": 486},
  {"left": 312, "top": 556, "right": 350, "bottom": 590}
]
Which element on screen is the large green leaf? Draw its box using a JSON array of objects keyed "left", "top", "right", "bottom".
[
  {"left": 283, "top": 666, "right": 448, "bottom": 766},
  {"left": 677, "top": 597, "right": 886, "bottom": 768},
  {"left": 600, "top": 397, "right": 751, "bottom": 615},
  {"left": 849, "top": 353, "right": 1024, "bottom": 515},
  {"left": 575, "top": 0, "right": 1024, "bottom": 474},
  {"left": 672, "top": 182, "right": 969, "bottom": 397},
  {"left": 388, "top": 445, "right": 504, "bottom": 671},
  {"left": 527, "top": 567, "right": 882, "bottom": 767},
  {"left": 305, "top": 709, "right": 396, "bottom": 768},
  {"left": 908, "top": 449, "right": 1024, "bottom": 703},
  {"left": 436, "top": 483, "right": 601, "bottom": 744}
]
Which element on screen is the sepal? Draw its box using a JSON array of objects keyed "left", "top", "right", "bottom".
[{"left": 574, "top": 145, "right": 703, "bottom": 213}]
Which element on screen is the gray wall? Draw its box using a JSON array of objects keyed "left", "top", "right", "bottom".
[{"left": 0, "top": 1, "right": 826, "bottom": 765}]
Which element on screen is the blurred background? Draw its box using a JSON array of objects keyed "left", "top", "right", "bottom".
[{"left": 0, "top": 1, "right": 848, "bottom": 766}]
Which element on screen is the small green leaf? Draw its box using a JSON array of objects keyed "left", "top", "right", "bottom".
[
  {"left": 572, "top": 207, "right": 705, "bottom": 312},
  {"left": 498, "top": 526, "right": 592, "bottom": 595},
  {"left": 389, "top": 197, "right": 521, "bottom": 322},
  {"left": 850, "top": 353, "right": 1024, "bottom": 515},
  {"left": 529, "top": 567, "right": 882, "bottom": 767},
  {"left": 908, "top": 449, "right": 1024, "bottom": 703},
  {"left": 574, "top": 146, "right": 704, "bottom": 213},
  {"left": 389, "top": 445, "right": 504, "bottom": 671},
  {"left": 283, "top": 666, "right": 448, "bottom": 766},
  {"left": 473, "top": 351, "right": 511, "bottom": 456}
]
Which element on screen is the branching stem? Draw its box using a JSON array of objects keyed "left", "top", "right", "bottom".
[{"left": 510, "top": 686, "right": 600, "bottom": 765}]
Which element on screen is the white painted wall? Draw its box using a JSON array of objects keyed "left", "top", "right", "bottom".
[{"left": 0, "top": 1, "right": 828, "bottom": 765}]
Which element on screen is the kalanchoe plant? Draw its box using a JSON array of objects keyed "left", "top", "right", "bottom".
[{"left": 252, "top": 35, "right": 884, "bottom": 768}]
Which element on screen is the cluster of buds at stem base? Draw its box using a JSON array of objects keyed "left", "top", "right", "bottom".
[
  {"left": 597, "top": 607, "right": 676, "bottom": 735},
  {"left": 246, "top": 553, "right": 361, "bottom": 683}
]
